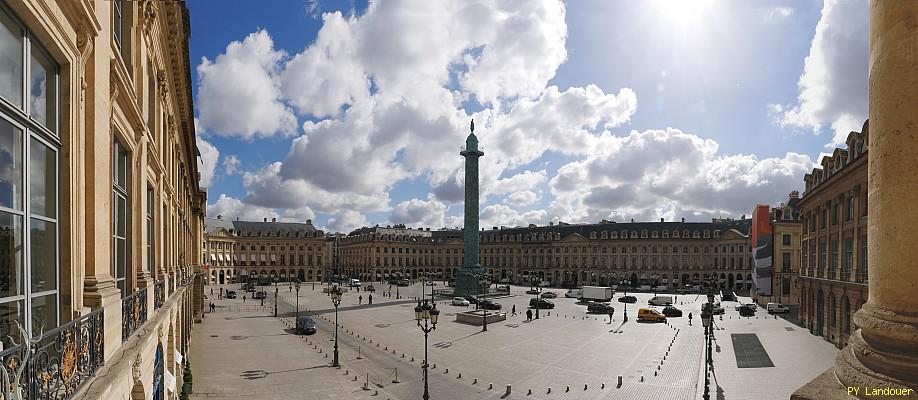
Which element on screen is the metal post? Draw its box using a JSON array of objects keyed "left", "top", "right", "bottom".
[
  {"left": 274, "top": 288, "right": 278, "bottom": 317},
  {"left": 423, "top": 328, "right": 430, "bottom": 400}
]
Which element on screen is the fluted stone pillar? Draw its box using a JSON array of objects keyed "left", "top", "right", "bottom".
[{"left": 834, "top": 1, "right": 918, "bottom": 396}]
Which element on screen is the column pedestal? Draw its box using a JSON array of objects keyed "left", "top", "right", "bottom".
[{"left": 83, "top": 275, "right": 122, "bottom": 364}]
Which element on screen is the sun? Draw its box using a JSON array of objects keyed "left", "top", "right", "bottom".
[{"left": 653, "top": 0, "right": 716, "bottom": 30}]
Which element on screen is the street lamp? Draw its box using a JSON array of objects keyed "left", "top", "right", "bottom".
[
  {"left": 295, "top": 280, "right": 301, "bottom": 322},
  {"left": 621, "top": 279, "right": 629, "bottom": 323},
  {"left": 274, "top": 286, "right": 278, "bottom": 317},
  {"left": 701, "top": 275, "right": 716, "bottom": 400},
  {"left": 330, "top": 285, "right": 343, "bottom": 367},
  {"left": 415, "top": 299, "right": 439, "bottom": 400},
  {"left": 533, "top": 277, "right": 543, "bottom": 319}
]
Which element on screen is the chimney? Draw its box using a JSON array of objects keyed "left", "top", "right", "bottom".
[
  {"left": 660, "top": 218, "right": 664, "bottom": 222},
  {"left": 681, "top": 217, "right": 685, "bottom": 223},
  {"left": 741, "top": 214, "right": 746, "bottom": 220},
  {"left": 272, "top": 217, "right": 276, "bottom": 223},
  {"left": 549, "top": 221, "right": 553, "bottom": 226},
  {"left": 263, "top": 217, "right": 267, "bottom": 222},
  {"left": 789, "top": 190, "right": 800, "bottom": 199},
  {"left": 217, "top": 215, "right": 223, "bottom": 220},
  {"left": 630, "top": 218, "right": 634, "bottom": 223},
  {"left": 426, "top": 228, "right": 430, "bottom": 231},
  {"left": 306, "top": 219, "right": 312, "bottom": 224}
]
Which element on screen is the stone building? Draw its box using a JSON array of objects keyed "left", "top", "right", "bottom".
[
  {"left": 767, "top": 192, "right": 803, "bottom": 307},
  {"left": 339, "top": 219, "right": 754, "bottom": 293},
  {"left": 798, "top": 120, "right": 869, "bottom": 349},
  {"left": 202, "top": 216, "right": 330, "bottom": 284},
  {"left": 0, "top": 1, "right": 206, "bottom": 399}
]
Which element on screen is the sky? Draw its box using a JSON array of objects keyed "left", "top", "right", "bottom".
[{"left": 188, "top": 0, "right": 868, "bottom": 234}]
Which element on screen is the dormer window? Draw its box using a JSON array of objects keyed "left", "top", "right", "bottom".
[
  {"left": 601, "top": 231, "right": 608, "bottom": 239},
  {"left": 651, "top": 231, "right": 658, "bottom": 238},
  {"left": 673, "top": 230, "right": 679, "bottom": 238},
  {"left": 590, "top": 231, "right": 597, "bottom": 239},
  {"left": 641, "top": 230, "right": 647, "bottom": 238},
  {"left": 703, "top": 230, "right": 710, "bottom": 238},
  {"left": 662, "top": 230, "right": 669, "bottom": 238}
]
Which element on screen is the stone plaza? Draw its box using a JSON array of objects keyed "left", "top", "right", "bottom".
[{"left": 190, "top": 282, "right": 839, "bottom": 399}]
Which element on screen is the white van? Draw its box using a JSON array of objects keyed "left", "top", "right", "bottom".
[
  {"left": 347, "top": 279, "right": 361, "bottom": 287},
  {"left": 767, "top": 303, "right": 790, "bottom": 314},
  {"left": 565, "top": 288, "right": 583, "bottom": 298},
  {"left": 649, "top": 296, "right": 673, "bottom": 306}
]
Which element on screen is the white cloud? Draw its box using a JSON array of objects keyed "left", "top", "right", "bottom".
[
  {"left": 505, "top": 190, "right": 539, "bottom": 207},
  {"left": 196, "top": 30, "right": 297, "bottom": 139},
  {"left": 223, "top": 155, "right": 241, "bottom": 175},
  {"left": 765, "top": 6, "right": 794, "bottom": 22},
  {"left": 547, "top": 128, "right": 814, "bottom": 223},
  {"left": 327, "top": 210, "right": 369, "bottom": 234},
  {"left": 770, "top": 0, "right": 867, "bottom": 148},
  {"left": 196, "top": 134, "right": 219, "bottom": 188},
  {"left": 242, "top": 162, "right": 390, "bottom": 214},
  {"left": 480, "top": 204, "right": 549, "bottom": 228},
  {"left": 207, "top": 194, "right": 278, "bottom": 221},
  {"left": 390, "top": 197, "right": 447, "bottom": 228}
]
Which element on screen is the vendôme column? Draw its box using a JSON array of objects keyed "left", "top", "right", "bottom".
[{"left": 455, "top": 120, "right": 484, "bottom": 297}]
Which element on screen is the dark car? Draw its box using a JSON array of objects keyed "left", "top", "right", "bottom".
[
  {"left": 365, "top": 285, "right": 375, "bottom": 292},
  {"left": 225, "top": 290, "right": 237, "bottom": 299},
  {"left": 739, "top": 304, "right": 756, "bottom": 317},
  {"left": 529, "top": 298, "right": 554, "bottom": 309},
  {"left": 587, "top": 302, "right": 614, "bottom": 314},
  {"left": 525, "top": 289, "right": 540, "bottom": 295},
  {"left": 479, "top": 299, "right": 502, "bottom": 310},
  {"left": 662, "top": 306, "right": 683, "bottom": 317},
  {"left": 617, "top": 295, "right": 637, "bottom": 304},
  {"left": 387, "top": 279, "right": 399, "bottom": 285},
  {"left": 462, "top": 295, "right": 479, "bottom": 304},
  {"left": 397, "top": 279, "right": 410, "bottom": 286},
  {"left": 253, "top": 291, "right": 267, "bottom": 300},
  {"left": 296, "top": 316, "right": 317, "bottom": 335},
  {"left": 540, "top": 292, "right": 557, "bottom": 299}
]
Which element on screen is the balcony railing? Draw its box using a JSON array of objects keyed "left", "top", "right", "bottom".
[
  {"left": 154, "top": 280, "right": 165, "bottom": 309},
  {"left": 856, "top": 271, "right": 868, "bottom": 284},
  {"left": 122, "top": 288, "right": 148, "bottom": 343},
  {"left": 0, "top": 308, "right": 104, "bottom": 399},
  {"left": 168, "top": 274, "right": 175, "bottom": 291}
]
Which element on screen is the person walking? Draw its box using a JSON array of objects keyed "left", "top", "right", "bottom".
[
  {"left": 243, "top": 295, "right": 246, "bottom": 303},
  {"left": 359, "top": 295, "right": 363, "bottom": 304},
  {"left": 526, "top": 309, "right": 533, "bottom": 321},
  {"left": 608, "top": 308, "right": 615, "bottom": 324},
  {"left": 210, "top": 288, "right": 213, "bottom": 295},
  {"left": 511, "top": 304, "right": 516, "bottom": 316},
  {"left": 368, "top": 294, "right": 373, "bottom": 304},
  {"left": 688, "top": 312, "right": 693, "bottom": 326}
]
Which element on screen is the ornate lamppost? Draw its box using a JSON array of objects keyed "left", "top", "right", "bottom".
[
  {"left": 330, "top": 285, "right": 343, "bottom": 367},
  {"left": 415, "top": 298, "right": 439, "bottom": 400},
  {"left": 533, "top": 277, "right": 543, "bottom": 319},
  {"left": 701, "top": 275, "right": 716, "bottom": 400},
  {"left": 295, "top": 280, "right": 301, "bottom": 321}
]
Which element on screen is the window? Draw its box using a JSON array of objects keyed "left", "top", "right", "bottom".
[
  {"left": 782, "top": 252, "right": 791, "bottom": 272},
  {"left": 833, "top": 201, "right": 840, "bottom": 225},
  {"left": 146, "top": 187, "right": 154, "bottom": 274},
  {"left": 147, "top": 64, "right": 156, "bottom": 132},
  {"left": 0, "top": 6, "right": 61, "bottom": 344},
  {"left": 113, "top": 0, "right": 123, "bottom": 51},
  {"left": 846, "top": 195, "right": 854, "bottom": 221},
  {"left": 843, "top": 237, "right": 853, "bottom": 273},
  {"left": 782, "top": 234, "right": 791, "bottom": 246},
  {"left": 859, "top": 233, "right": 867, "bottom": 274},
  {"left": 830, "top": 239, "right": 838, "bottom": 272},
  {"left": 782, "top": 278, "right": 790, "bottom": 296},
  {"left": 113, "top": 139, "right": 130, "bottom": 295}
]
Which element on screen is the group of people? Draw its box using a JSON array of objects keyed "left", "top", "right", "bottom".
[{"left": 358, "top": 294, "right": 374, "bottom": 304}]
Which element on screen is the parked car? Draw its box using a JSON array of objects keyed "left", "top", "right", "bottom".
[
  {"left": 497, "top": 284, "right": 510, "bottom": 292},
  {"left": 479, "top": 299, "right": 502, "bottom": 310},
  {"left": 739, "top": 304, "right": 756, "bottom": 317},
  {"left": 539, "top": 281, "right": 552, "bottom": 287},
  {"left": 529, "top": 298, "right": 555, "bottom": 309},
  {"left": 767, "top": 303, "right": 790, "bottom": 314},
  {"left": 387, "top": 279, "right": 399, "bottom": 285},
  {"left": 648, "top": 296, "right": 673, "bottom": 306},
  {"left": 397, "top": 279, "right": 410, "bottom": 286},
  {"left": 662, "top": 306, "right": 683, "bottom": 317},
  {"left": 253, "top": 291, "right": 267, "bottom": 300},
  {"left": 586, "top": 302, "right": 614, "bottom": 314},
  {"left": 540, "top": 291, "right": 557, "bottom": 299},
  {"left": 637, "top": 307, "right": 667, "bottom": 322},
  {"left": 565, "top": 288, "right": 583, "bottom": 298},
  {"left": 426, "top": 281, "right": 436, "bottom": 286},
  {"left": 451, "top": 297, "right": 470, "bottom": 306},
  {"left": 526, "top": 289, "right": 540, "bottom": 295},
  {"left": 712, "top": 302, "right": 725, "bottom": 315},
  {"left": 462, "top": 295, "right": 479, "bottom": 304},
  {"left": 618, "top": 295, "right": 637, "bottom": 304},
  {"left": 296, "top": 316, "right": 317, "bottom": 335},
  {"left": 225, "top": 290, "right": 237, "bottom": 299}
]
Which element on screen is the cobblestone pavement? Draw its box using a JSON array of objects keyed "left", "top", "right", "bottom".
[{"left": 198, "top": 283, "right": 837, "bottom": 399}]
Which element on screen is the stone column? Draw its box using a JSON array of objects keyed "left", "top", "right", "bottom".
[
  {"left": 455, "top": 120, "right": 484, "bottom": 296},
  {"left": 835, "top": 0, "right": 918, "bottom": 395}
]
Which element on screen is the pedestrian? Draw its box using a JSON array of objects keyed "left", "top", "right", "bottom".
[
  {"left": 243, "top": 295, "right": 246, "bottom": 303},
  {"left": 368, "top": 294, "right": 373, "bottom": 304},
  {"left": 289, "top": 286, "right": 292, "bottom": 293},
  {"left": 210, "top": 288, "right": 213, "bottom": 295},
  {"left": 608, "top": 309, "right": 614, "bottom": 324},
  {"left": 688, "top": 312, "right": 693, "bottom": 326},
  {"left": 359, "top": 295, "right": 363, "bottom": 304},
  {"left": 526, "top": 309, "right": 533, "bottom": 321},
  {"left": 511, "top": 304, "right": 516, "bottom": 316}
]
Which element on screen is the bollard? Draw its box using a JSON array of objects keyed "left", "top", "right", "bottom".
[
  {"left": 617, "top": 375, "right": 623, "bottom": 388},
  {"left": 527, "top": 388, "right": 532, "bottom": 395},
  {"left": 566, "top": 385, "right": 570, "bottom": 392},
  {"left": 640, "top": 376, "right": 644, "bottom": 382},
  {"left": 458, "top": 372, "right": 462, "bottom": 378},
  {"left": 584, "top": 383, "right": 588, "bottom": 390},
  {"left": 392, "top": 350, "right": 396, "bottom": 354},
  {"left": 506, "top": 385, "right": 512, "bottom": 395},
  {"left": 411, "top": 357, "right": 415, "bottom": 362},
  {"left": 601, "top": 382, "right": 605, "bottom": 389},
  {"left": 345, "top": 370, "right": 349, "bottom": 375},
  {"left": 353, "top": 376, "right": 358, "bottom": 381},
  {"left": 385, "top": 346, "right": 388, "bottom": 350},
  {"left": 445, "top": 368, "right": 449, "bottom": 374},
  {"left": 401, "top": 353, "right": 405, "bottom": 358},
  {"left": 324, "top": 353, "right": 328, "bottom": 358},
  {"left": 432, "top": 364, "right": 436, "bottom": 369},
  {"left": 489, "top": 383, "right": 493, "bottom": 390},
  {"left": 654, "top": 370, "right": 658, "bottom": 376},
  {"left": 473, "top": 378, "right": 478, "bottom": 384}
]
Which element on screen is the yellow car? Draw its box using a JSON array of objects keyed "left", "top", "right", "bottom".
[{"left": 637, "top": 307, "right": 667, "bottom": 322}]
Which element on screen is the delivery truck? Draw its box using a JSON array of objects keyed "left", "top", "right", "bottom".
[{"left": 581, "top": 286, "right": 614, "bottom": 302}]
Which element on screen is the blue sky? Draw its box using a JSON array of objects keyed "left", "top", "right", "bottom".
[{"left": 188, "top": 0, "right": 868, "bottom": 233}]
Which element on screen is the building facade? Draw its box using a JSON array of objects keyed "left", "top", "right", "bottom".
[
  {"left": 339, "top": 219, "right": 755, "bottom": 293},
  {"left": 798, "top": 120, "right": 869, "bottom": 349},
  {"left": 0, "top": 1, "right": 206, "bottom": 399},
  {"left": 202, "top": 216, "right": 330, "bottom": 284},
  {"left": 770, "top": 192, "right": 803, "bottom": 307}
]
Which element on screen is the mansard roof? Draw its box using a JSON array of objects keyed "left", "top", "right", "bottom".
[{"left": 204, "top": 217, "right": 320, "bottom": 237}]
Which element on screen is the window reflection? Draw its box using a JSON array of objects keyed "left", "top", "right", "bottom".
[
  {"left": 0, "top": 212, "right": 22, "bottom": 298},
  {"left": 0, "top": 119, "right": 22, "bottom": 210},
  {"left": 0, "top": 10, "right": 22, "bottom": 107}
]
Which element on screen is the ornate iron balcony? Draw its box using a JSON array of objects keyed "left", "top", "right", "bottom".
[
  {"left": 0, "top": 308, "right": 104, "bottom": 399},
  {"left": 122, "top": 288, "right": 148, "bottom": 343},
  {"left": 154, "top": 280, "right": 165, "bottom": 309}
]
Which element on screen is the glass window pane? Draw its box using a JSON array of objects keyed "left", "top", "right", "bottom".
[
  {"left": 30, "top": 293, "right": 56, "bottom": 331},
  {"left": 116, "top": 237, "right": 125, "bottom": 279},
  {"left": 0, "top": 300, "right": 24, "bottom": 349},
  {"left": 0, "top": 119, "right": 22, "bottom": 210},
  {"left": 29, "top": 218, "right": 55, "bottom": 293},
  {"left": 0, "top": 10, "right": 22, "bottom": 107},
  {"left": 117, "top": 195, "right": 126, "bottom": 237},
  {"left": 0, "top": 212, "right": 23, "bottom": 298},
  {"left": 29, "top": 137, "right": 55, "bottom": 217},
  {"left": 29, "top": 45, "right": 56, "bottom": 133}
]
